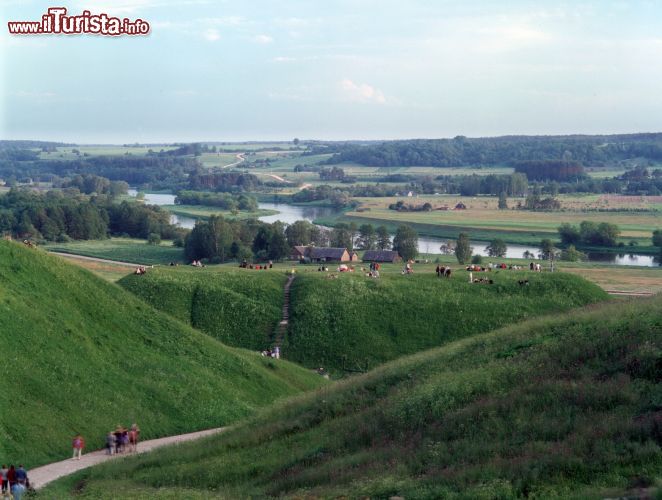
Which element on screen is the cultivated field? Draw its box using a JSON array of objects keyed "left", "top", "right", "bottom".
[{"left": 44, "top": 237, "right": 184, "bottom": 265}]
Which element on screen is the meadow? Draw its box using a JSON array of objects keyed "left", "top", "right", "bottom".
[
  {"left": 119, "top": 267, "right": 286, "bottom": 350},
  {"left": 44, "top": 237, "right": 184, "bottom": 265},
  {"left": 42, "top": 294, "right": 662, "bottom": 499},
  {"left": 0, "top": 241, "right": 323, "bottom": 467},
  {"left": 314, "top": 194, "right": 662, "bottom": 249}
]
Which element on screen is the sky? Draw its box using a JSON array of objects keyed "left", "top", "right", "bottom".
[{"left": 2, "top": 0, "right": 662, "bottom": 143}]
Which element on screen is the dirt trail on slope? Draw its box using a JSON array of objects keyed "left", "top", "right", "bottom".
[{"left": 30, "top": 427, "right": 226, "bottom": 490}]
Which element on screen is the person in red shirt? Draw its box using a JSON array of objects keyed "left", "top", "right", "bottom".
[{"left": 72, "top": 434, "right": 85, "bottom": 460}]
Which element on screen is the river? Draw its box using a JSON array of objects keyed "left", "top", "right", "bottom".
[{"left": 129, "top": 191, "right": 659, "bottom": 267}]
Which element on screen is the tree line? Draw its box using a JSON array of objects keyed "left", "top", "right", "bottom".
[
  {"left": 174, "top": 191, "right": 258, "bottom": 212},
  {"left": 0, "top": 189, "right": 181, "bottom": 242},
  {"left": 321, "top": 133, "right": 662, "bottom": 168}
]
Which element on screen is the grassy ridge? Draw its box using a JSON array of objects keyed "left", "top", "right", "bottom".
[
  {"left": 0, "top": 241, "right": 323, "bottom": 467},
  {"left": 119, "top": 267, "right": 285, "bottom": 350},
  {"left": 286, "top": 271, "right": 608, "bottom": 374},
  {"left": 43, "top": 295, "right": 662, "bottom": 499}
]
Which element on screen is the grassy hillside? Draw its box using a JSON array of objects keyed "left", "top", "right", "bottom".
[
  {"left": 119, "top": 267, "right": 285, "bottom": 350},
  {"left": 286, "top": 271, "right": 608, "bottom": 374},
  {"left": 43, "top": 295, "right": 662, "bottom": 499},
  {"left": 0, "top": 241, "right": 323, "bottom": 467}
]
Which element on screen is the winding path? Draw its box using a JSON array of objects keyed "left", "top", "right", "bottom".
[{"left": 30, "top": 427, "right": 227, "bottom": 490}]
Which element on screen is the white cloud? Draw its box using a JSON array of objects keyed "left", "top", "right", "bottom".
[
  {"left": 273, "top": 56, "right": 296, "bottom": 63},
  {"left": 340, "top": 79, "right": 387, "bottom": 104},
  {"left": 203, "top": 29, "right": 220, "bottom": 42},
  {"left": 254, "top": 34, "right": 273, "bottom": 44}
]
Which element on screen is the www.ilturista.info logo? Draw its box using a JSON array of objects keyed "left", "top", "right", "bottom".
[{"left": 7, "top": 7, "right": 150, "bottom": 36}]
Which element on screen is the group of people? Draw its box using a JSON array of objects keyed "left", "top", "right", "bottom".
[
  {"left": 133, "top": 265, "right": 149, "bottom": 275},
  {"left": 1, "top": 465, "right": 30, "bottom": 499},
  {"left": 261, "top": 346, "right": 280, "bottom": 359},
  {"left": 105, "top": 424, "right": 141, "bottom": 455},
  {"left": 71, "top": 423, "right": 141, "bottom": 462},
  {"left": 190, "top": 260, "right": 205, "bottom": 267},
  {"left": 402, "top": 262, "right": 414, "bottom": 275},
  {"left": 240, "top": 260, "right": 273, "bottom": 270}
]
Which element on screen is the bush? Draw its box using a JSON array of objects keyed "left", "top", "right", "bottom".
[
  {"left": 471, "top": 254, "right": 483, "bottom": 264},
  {"left": 147, "top": 233, "right": 161, "bottom": 245}
]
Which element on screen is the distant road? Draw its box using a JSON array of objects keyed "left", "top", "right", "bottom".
[
  {"left": 30, "top": 427, "right": 227, "bottom": 490},
  {"left": 221, "top": 153, "right": 245, "bottom": 169},
  {"left": 48, "top": 251, "right": 143, "bottom": 268}
]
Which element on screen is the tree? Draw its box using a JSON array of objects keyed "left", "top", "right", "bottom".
[
  {"left": 455, "top": 233, "right": 472, "bottom": 264},
  {"left": 486, "top": 238, "right": 507, "bottom": 258},
  {"left": 293, "top": 138, "right": 300, "bottom": 146},
  {"left": 560, "top": 245, "right": 585, "bottom": 262},
  {"left": 147, "top": 233, "right": 161, "bottom": 245},
  {"left": 357, "top": 224, "right": 376, "bottom": 250},
  {"left": 331, "top": 223, "right": 352, "bottom": 249},
  {"left": 653, "top": 229, "right": 662, "bottom": 248},
  {"left": 268, "top": 226, "right": 290, "bottom": 261},
  {"left": 285, "top": 220, "right": 314, "bottom": 247},
  {"left": 539, "top": 239, "right": 557, "bottom": 260},
  {"left": 392, "top": 225, "right": 418, "bottom": 261},
  {"left": 558, "top": 223, "right": 581, "bottom": 245},
  {"left": 439, "top": 240, "right": 456, "bottom": 255},
  {"left": 376, "top": 225, "right": 391, "bottom": 250},
  {"left": 498, "top": 192, "right": 508, "bottom": 209}
]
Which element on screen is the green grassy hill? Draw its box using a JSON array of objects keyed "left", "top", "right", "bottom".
[
  {"left": 119, "top": 267, "right": 285, "bottom": 350},
  {"left": 285, "top": 271, "right": 608, "bottom": 374},
  {"left": 44, "top": 295, "right": 662, "bottom": 499},
  {"left": 0, "top": 241, "right": 323, "bottom": 467},
  {"left": 120, "top": 268, "right": 607, "bottom": 376}
]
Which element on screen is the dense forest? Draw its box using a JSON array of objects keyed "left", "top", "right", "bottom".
[
  {"left": 322, "top": 133, "right": 662, "bottom": 168},
  {"left": 0, "top": 189, "right": 181, "bottom": 241}
]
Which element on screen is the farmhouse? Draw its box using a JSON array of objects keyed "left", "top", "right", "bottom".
[
  {"left": 362, "top": 250, "right": 402, "bottom": 263},
  {"left": 292, "top": 246, "right": 352, "bottom": 262}
]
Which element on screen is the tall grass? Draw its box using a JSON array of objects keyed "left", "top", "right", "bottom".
[
  {"left": 286, "top": 271, "right": 608, "bottom": 374},
  {"left": 43, "top": 295, "right": 662, "bottom": 498},
  {"left": 0, "top": 241, "right": 323, "bottom": 467},
  {"left": 119, "top": 267, "right": 285, "bottom": 350}
]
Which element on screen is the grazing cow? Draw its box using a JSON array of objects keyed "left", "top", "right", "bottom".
[
  {"left": 518, "top": 279, "right": 529, "bottom": 286},
  {"left": 534, "top": 263, "right": 542, "bottom": 272},
  {"left": 444, "top": 267, "right": 452, "bottom": 278}
]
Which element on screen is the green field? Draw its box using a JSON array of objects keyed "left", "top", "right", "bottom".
[
  {"left": 164, "top": 204, "right": 277, "bottom": 221},
  {"left": 314, "top": 195, "right": 661, "bottom": 250},
  {"left": 122, "top": 266, "right": 607, "bottom": 376},
  {"left": 43, "top": 294, "right": 661, "bottom": 498},
  {"left": 0, "top": 241, "right": 324, "bottom": 467},
  {"left": 119, "top": 267, "right": 286, "bottom": 350},
  {"left": 44, "top": 237, "right": 184, "bottom": 265}
]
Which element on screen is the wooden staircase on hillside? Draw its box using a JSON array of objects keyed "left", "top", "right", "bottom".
[{"left": 271, "top": 275, "right": 295, "bottom": 355}]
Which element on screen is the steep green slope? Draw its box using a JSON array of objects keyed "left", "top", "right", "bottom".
[
  {"left": 45, "top": 295, "right": 662, "bottom": 499},
  {"left": 0, "top": 241, "right": 323, "bottom": 467},
  {"left": 286, "top": 272, "right": 608, "bottom": 373},
  {"left": 119, "top": 268, "right": 284, "bottom": 350}
]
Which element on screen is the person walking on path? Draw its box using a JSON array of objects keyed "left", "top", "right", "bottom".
[
  {"left": 105, "top": 431, "right": 115, "bottom": 455},
  {"left": 72, "top": 434, "right": 85, "bottom": 460},
  {"left": 0, "top": 464, "right": 8, "bottom": 494},
  {"left": 6, "top": 465, "right": 16, "bottom": 491},
  {"left": 11, "top": 480, "right": 26, "bottom": 500},
  {"left": 14, "top": 465, "right": 27, "bottom": 484},
  {"left": 129, "top": 424, "right": 140, "bottom": 453}
]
